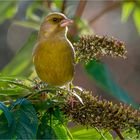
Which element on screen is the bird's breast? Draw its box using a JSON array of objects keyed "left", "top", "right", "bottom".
[{"left": 33, "top": 38, "right": 75, "bottom": 86}]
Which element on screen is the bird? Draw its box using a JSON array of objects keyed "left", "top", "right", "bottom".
[{"left": 33, "top": 12, "right": 75, "bottom": 87}]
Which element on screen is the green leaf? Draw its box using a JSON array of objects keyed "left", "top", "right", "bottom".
[
  {"left": 0, "top": 76, "right": 34, "bottom": 96},
  {"left": 1, "top": 33, "right": 37, "bottom": 76},
  {"left": 0, "top": 114, "right": 15, "bottom": 139},
  {"left": 37, "top": 109, "right": 71, "bottom": 140},
  {"left": 0, "top": 88, "right": 27, "bottom": 96},
  {"left": 0, "top": 76, "right": 30, "bottom": 99},
  {"left": 133, "top": 8, "right": 140, "bottom": 35},
  {"left": 0, "top": 76, "right": 33, "bottom": 86},
  {"left": 0, "top": 1, "right": 17, "bottom": 24},
  {"left": 13, "top": 99, "right": 38, "bottom": 139},
  {"left": 0, "top": 79, "right": 31, "bottom": 91},
  {"left": 0, "top": 76, "right": 33, "bottom": 100},
  {"left": 0, "top": 102, "right": 13, "bottom": 126},
  {"left": 37, "top": 124, "right": 57, "bottom": 139},
  {"left": 121, "top": 2, "right": 135, "bottom": 22},
  {"left": 70, "top": 126, "right": 113, "bottom": 140},
  {"left": 54, "top": 0, "right": 63, "bottom": 10},
  {"left": 53, "top": 107, "right": 63, "bottom": 123},
  {"left": 85, "top": 60, "right": 138, "bottom": 108},
  {"left": 37, "top": 113, "right": 58, "bottom": 139},
  {"left": 0, "top": 98, "right": 38, "bottom": 139},
  {"left": 14, "top": 20, "right": 40, "bottom": 30},
  {"left": 53, "top": 107, "right": 72, "bottom": 139},
  {"left": 53, "top": 125, "right": 70, "bottom": 140}
]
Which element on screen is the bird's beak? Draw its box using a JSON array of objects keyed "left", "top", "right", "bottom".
[{"left": 60, "top": 18, "right": 73, "bottom": 27}]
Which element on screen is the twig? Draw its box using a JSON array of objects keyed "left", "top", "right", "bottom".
[
  {"left": 114, "top": 128, "right": 124, "bottom": 140},
  {"left": 43, "top": 0, "right": 52, "bottom": 9},
  {"left": 69, "top": 0, "right": 87, "bottom": 36},
  {"left": 75, "top": 0, "right": 87, "bottom": 17},
  {"left": 89, "top": 2, "right": 120, "bottom": 25},
  {"left": 61, "top": 0, "right": 67, "bottom": 13}
]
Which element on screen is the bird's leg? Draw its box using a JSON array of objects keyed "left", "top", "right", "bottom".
[
  {"left": 65, "top": 82, "right": 74, "bottom": 91},
  {"left": 65, "top": 83, "right": 70, "bottom": 91}
]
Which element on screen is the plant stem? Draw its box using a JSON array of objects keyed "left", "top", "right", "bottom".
[
  {"left": 75, "top": 0, "right": 87, "bottom": 17},
  {"left": 114, "top": 128, "right": 124, "bottom": 140},
  {"left": 61, "top": 0, "right": 67, "bottom": 13},
  {"left": 69, "top": 0, "right": 87, "bottom": 37},
  {"left": 89, "top": 2, "right": 120, "bottom": 25},
  {"left": 3, "top": 99, "right": 41, "bottom": 105},
  {"left": 43, "top": 0, "right": 52, "bottom": 8}
]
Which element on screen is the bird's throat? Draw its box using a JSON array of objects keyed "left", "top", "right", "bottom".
[{"left": 38, "top": 26, "right": 68, "bottom": 41}]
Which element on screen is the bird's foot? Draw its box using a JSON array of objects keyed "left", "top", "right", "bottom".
[{"left": 67, "top": 96, "right": 78, "bottom": 109}]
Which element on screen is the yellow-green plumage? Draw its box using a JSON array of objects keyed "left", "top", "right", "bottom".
[{"left": 33, "top": 13, "right": 75, "bottom": 86}]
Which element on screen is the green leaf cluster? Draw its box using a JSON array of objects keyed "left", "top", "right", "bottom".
[
  {"left": 122, "top": 1, "right": 140, "bottom": 34},
  {"left": 0, "top": 95, "right": 72, "bottom": 139},
  {"left": 0, "top": 99, "right": 38, "bottom": 139}
]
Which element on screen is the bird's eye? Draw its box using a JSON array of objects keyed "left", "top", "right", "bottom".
[{"left": 52, "top": 18, "right": 59, "bottom": 22}]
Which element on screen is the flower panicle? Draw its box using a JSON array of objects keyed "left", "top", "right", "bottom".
[
  {"left": 74, "top": 35, "right": 127, "bottom": 63},
  {"left": 63, "top": 90, "right": 140, "bottom": 134}
]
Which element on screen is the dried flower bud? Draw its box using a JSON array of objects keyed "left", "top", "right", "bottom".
[{"left": 74, "top": 35, "right": 127, "bottom": 63}]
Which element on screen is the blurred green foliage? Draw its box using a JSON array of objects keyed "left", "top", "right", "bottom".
[
  {"left": 0, "top": 1, "right": 17, "bottom": 24},
  {"left": 122, "top": 1, "right": 140, "bottom": 34},
  {"left": 1, "top": 33, "right": 37, "bottom": 76},
  {"left": 0, "top": 0, "right": 140, "bottom": 139}
]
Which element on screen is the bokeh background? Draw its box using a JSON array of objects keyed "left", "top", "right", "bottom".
[{"left": 0, "top": 0, "right": 140, "bottom": 106}]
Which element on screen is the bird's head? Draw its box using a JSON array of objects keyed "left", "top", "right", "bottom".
[{"left": 39, "top": 12, "right": 73, "bottom": 39}]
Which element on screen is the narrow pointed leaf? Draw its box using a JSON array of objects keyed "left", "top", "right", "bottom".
[
  {"left": 14, "top": 20, "right": 39, "bottom": 30},
  {"left": 85, "top": 60, "right": 138, "bottom": 108},
  {"left": 121, "top": 2, "right": 134, "bottom": 22},
  {"left": 133, "top": 8, "right": 140, "bottom": 35},
  {"left": 1, "top": 33, "right": 37, "bottom": 76},
  {"left": 53, "top": 125, "right": 70, "bottom": 140}
]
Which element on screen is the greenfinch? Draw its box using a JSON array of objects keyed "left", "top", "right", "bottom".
[{"left": 33, "top": 12, "right": 75, "bottom": 86}]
